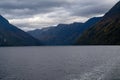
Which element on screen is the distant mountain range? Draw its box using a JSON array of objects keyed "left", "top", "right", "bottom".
[
  {"left": 0, "top": 1, "right": 120, "bottom": 46},
  {"left": 28, "top": 17, "right": 102, "bottom": 45},
  {"left": 76, "top": 1, "right": 120, "bottom": 45},
  {"left": 0, "top": 15, "right": 42, "bottom": 46}
]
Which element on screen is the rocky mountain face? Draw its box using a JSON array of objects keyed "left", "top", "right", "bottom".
[{"left": 0, "top": 15, "right": 41, "bottom": 46}]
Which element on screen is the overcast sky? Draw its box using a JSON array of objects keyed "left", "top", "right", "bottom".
[{"left": 0, "top": 0, "right": 119, "bottom": 31}]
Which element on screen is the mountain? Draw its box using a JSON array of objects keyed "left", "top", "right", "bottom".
[
  {"left": 0, "top": 15, "right": 41, "bottom": 46},
  {"left": 28, "top": 17, "right": 102, "bottom": 45},
  {"left": 28, "top": 22, "right": 83, "bottom": 45},
  {"left": 76, "top": 1, "right": 120, "bottom": 45}
]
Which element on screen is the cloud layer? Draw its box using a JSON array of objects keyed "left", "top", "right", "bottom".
[{"left": 0, "top": 0, "right": 119, "bottom": 31}]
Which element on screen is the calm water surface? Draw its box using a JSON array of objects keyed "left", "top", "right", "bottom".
[{"left": 0, "top": 46, "right": 120, "bottom": 80}]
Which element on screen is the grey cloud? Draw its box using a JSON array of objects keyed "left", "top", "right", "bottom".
[
  {"left": 0, "top": 0, "right": 118, "bottom": 17},
  {"left": 0, "top": 0, "right": 67, "bottom": 9},
  {"left": 0, "top": 0, "right": 119, "bottom": 30},
  {"left": 69, "top": 5, "right": 109, "bottom": 17},
  {"left": 65, "top": 0, "right": 119, "bottom": 17},
  {"left": 0, "top": 0, "right": 70, "bottom": 19}
]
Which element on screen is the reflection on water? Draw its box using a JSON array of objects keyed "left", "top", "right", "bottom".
[{"left": 0, "top": 46, "right": 120, "bottom": 80}]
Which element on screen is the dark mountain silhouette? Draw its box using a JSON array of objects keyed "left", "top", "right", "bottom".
[
  {"left": 28, "top": 17, "right": 102, "bottom": 45},
  {"left": 76, "top": 1, "right": 120, "bottom": 45},
  {"left": 0, "top": 15, "right": 41, "bottom": 46}
]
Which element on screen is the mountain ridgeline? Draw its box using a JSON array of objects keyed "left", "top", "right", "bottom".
[
  {"left": 76, "top": 1, "right": 120, "bottom": 45},
  {"left": 0, "top": 15, "right": 42, "bottom": 46},
  {"left": 0, "top": 1, "right": 120, "bottom": 46},
  {"left": 28, "top": 17, "right": 102, "bottom": 45}
]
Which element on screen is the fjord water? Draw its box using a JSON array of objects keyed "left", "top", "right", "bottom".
[{"left": 0, "top": 46, "right": 120, "bottom": 80}]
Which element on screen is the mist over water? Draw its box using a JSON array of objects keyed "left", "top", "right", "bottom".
[{"left": 0, "top": 46, "right": 120, "bottom": 80}]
